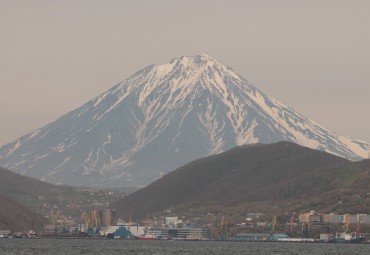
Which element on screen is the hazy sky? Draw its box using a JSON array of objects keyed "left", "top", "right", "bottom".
[{"left": 1, "top": 0, "right": 369, "bottom": 146}]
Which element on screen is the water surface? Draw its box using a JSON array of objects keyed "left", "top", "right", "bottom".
[{"left": 1, "top": 239, "right": 369, "bottom": 255}]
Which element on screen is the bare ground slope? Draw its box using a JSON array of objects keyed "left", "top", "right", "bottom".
[{"left": 112, "top": 142, "right": 370, "bottom": 220}]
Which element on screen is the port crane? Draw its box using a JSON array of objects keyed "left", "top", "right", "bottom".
[
  {"left": 343, "top": 215, "right": 350, "bottom": 233},
  {"left": 128, "top": 213, "right": 132, "bottom": 232},
  {"left": 219, "top": 216, "right": 224, "bottom": 239},
  {"left": 286, "top": 215, "right": 294, "bottom": 237},
  {"left": 218, "top": 216, "right": 229, "bottom": 241},
  {"left": 80, "top": 210, "right": 100, "bottom": 236},
  {"left": 355, "top": 217, "right": 361, "bottom": 235},
  {"left": 144, "top": 214, "right": 149, "bottom": 230},
  {"left": 53, "top": 210, "right": 60, "bottom": 234},
  {"left": 54, "top": 210, "right": 68, "bottom": 234},
  {"left": 53, "top": 210, "right": 60, "bottom": 231},
  {"left": 91, "top": 210, "right": 101, "bottom": 235},
  {"left": 302, "top": 215, "right": 311, "bottom": 239},
  {"left": 81, "top": 211, "right": 93, "bottom": 235},
  {"left": 269, "top": 215, "right": 277, "bottom": 240}
]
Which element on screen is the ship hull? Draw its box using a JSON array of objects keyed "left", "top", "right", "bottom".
[{"left": 134, "top": 236, "right": 158, "bottom": 240}]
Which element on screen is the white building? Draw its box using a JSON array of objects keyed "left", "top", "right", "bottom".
[
  {"left": 0, "top": 230, "right": 11, "bottom": 236},
  {"left": 164, "top": 217, "right": 181, "bottom": 226},
  {"left": 360, "top": 214, "right": 370, "bottom": 224}
]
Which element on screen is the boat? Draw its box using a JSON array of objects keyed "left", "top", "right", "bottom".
[
  {"left": 184, "top": 236, "right": 199, "bottom": 241},
  {"left": 330, "top": 232, "right": 370, "bottom": 244},
  {"left": 134, "top": 214, "right": 158, "bottom": 240},
  {"left": 134, "top": 232, "right": 158, "bottom": 240}
]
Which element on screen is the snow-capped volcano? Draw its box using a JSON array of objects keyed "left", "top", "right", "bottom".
[{"left": 0, "top": 54, "right": 368, "bottom": 187}]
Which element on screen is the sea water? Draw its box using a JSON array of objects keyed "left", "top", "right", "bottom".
[{"left": 1, "top": 239, "right": 370, "bottom": 255}]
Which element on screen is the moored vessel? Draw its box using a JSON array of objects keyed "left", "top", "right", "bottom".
[{"left": 134, "top": 232, "right": 158, "bottom": 240}]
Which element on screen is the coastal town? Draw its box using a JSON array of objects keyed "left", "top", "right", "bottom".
[{"left": 1, "top": 208, "right": 370, "bottom": 244}]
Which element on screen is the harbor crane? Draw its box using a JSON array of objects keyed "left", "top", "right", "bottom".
[
  {"left": 286, "top": 215, "right": 294, "bottom": 237},
  {"left": 355, "top": 217, "right": 361, "bottom": 235},
  {"left": 302, "top": 215, "right": 311, "bottom": 239},
  {"left": 128, "top": 213, "right": 132, "bottom": 232},
  {"left": 218, "top": 216, "right": 229, "bottom": 241},
  {"left": 54, "top": 210, "right": 68, "bottom": 234},
  {"left": 91, "top": 210, "right": 101, "bottom": 235},
  {"left": 81, "top": 211, "right": 93, "bottom": 235},
  {"left": 343, "top": 215, "right": 350, "bottom": 233},
  {"left": 269, "top": 215, "right": 277, "bottom": 240}
]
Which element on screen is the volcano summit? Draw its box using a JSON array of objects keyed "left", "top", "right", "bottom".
[{"left": 0, "top": 54, "right": 368, "bottom": 187}]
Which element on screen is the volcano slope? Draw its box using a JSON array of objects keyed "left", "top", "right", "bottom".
[{"left": 0, "top": 54, "right": 368, "bottom": 188}]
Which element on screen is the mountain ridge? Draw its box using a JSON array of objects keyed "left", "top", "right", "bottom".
[
  {"left": 0, "top": 54, "right": 368, "bottom": 187},
  {"left": 0, "top": 166, "right": 120, "bottom": 219},
  {"left": 0, "top": 194, "right": 48, "bottom": 232},
  {"left": 111, "top": 141, "right": 370, "bottom": 220}
]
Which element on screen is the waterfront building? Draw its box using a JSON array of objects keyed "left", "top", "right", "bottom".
[
  {"left": 43, "top": 225, "right": 55, "bottom": 234},
  {"left": 0, "top": 230, "right": 11, "bottom": 236},
  {"left": 256, "top": 221, "right": 267, "bottom": 227},
  {"left": 246, "top": 213, "right": 264, "bottom": 220},
  {"left": 164, "top": 216, "right": 181, "bottom": 226},
  {"left": 329, "top": 214, "right": 344, "bottom": 224},
  {"left": 311, "top": 214, "right": 323, "bottom": 225},
  {"left": 160, "top": 227, "right": 210, "bottom": 240},
  {"left": 146, "top": 228, "right": 162, "bottom": 238},
  {"left": 360, "top": 214, "right": 370, "bottom": 224},
  {"left": 323, "top": 214, "right": 332, "bottom": 223}
]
